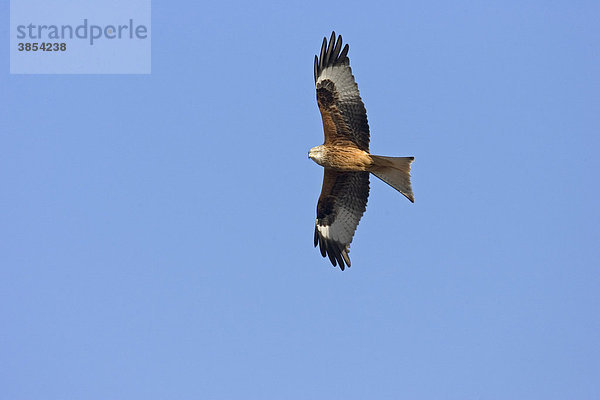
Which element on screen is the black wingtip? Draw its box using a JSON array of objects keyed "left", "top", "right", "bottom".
[
  {"left": 339, "top": 44, "right": 349, "bottom": 63},
  {"left": 315, "top": 228, "right": 351, "bottom": 271},
  {"left": 319, "top": 37, "right": 327, "bottom": 72},
  {"left": 325, "top": 32, "right": 336, "bottom": 66},
  {"left": 314, "top": 32, "right": 350, "bottom": 83},
  {"left": 318, "top": 234, "right": 327, "bottom": 258}
]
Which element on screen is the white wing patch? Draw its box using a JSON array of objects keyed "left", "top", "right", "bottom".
[
  {"left": 316, "top": 223, "right": 330, "bottom": 239},
  {"left": 316, "top": 65, "right": 361, "bottom": 106},
  {"left": 316, "top": 204, "right": 360, "bottom": 246}
]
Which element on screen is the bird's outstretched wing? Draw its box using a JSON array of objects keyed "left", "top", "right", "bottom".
[
  {"left": 314, "top": 169, "right": 370, "bottom": 270},
  {"left": 315, "top": 32, "right": 370, "bottom": 151}
]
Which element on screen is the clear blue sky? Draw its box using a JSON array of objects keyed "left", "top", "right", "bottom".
[{"left": 2, "top": 1, "right": 599, "bottom": 399}]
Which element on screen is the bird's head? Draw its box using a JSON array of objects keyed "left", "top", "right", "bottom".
[{"left": 308, "top": 145, "right": 326, "bottom": 165}]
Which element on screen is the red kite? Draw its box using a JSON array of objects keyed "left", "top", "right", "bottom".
[{"left": 310, "top": 32, "right": 415, "bottom": 270}]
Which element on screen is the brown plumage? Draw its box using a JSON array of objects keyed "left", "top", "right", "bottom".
[{"left": 309, "top": 32, "right": 415, "bottom": 270}]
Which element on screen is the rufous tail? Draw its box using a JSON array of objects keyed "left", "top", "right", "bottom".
[{"left": 370, "top": 155, "right": 415, "bottom": 203}]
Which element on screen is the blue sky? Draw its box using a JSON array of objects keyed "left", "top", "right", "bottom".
[{"left": 2, "top": 1, "right": 599, "bottom": 399}]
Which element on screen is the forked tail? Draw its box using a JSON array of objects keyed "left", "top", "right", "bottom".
[{"left": 370, "top": 155, "right": 415, "bottom": 202}]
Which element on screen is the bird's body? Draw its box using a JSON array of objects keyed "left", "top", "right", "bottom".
[
  {"left": 310, "top": 32, "right": 415, "bottom": 270},
  {"left": 309, "top": 144, "right": 373, "bottom": 172}
]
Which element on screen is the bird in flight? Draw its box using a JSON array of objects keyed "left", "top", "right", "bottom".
[{"left": 309, "top": 32, "right": 415, "bottom": 270}]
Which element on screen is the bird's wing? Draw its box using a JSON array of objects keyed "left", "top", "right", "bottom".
[
  {"left": 314, "top": 169, "right": 370, "bottom": 270},
  {"left": 315, "top": 32, "right": 370, "bottom": 151}
]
